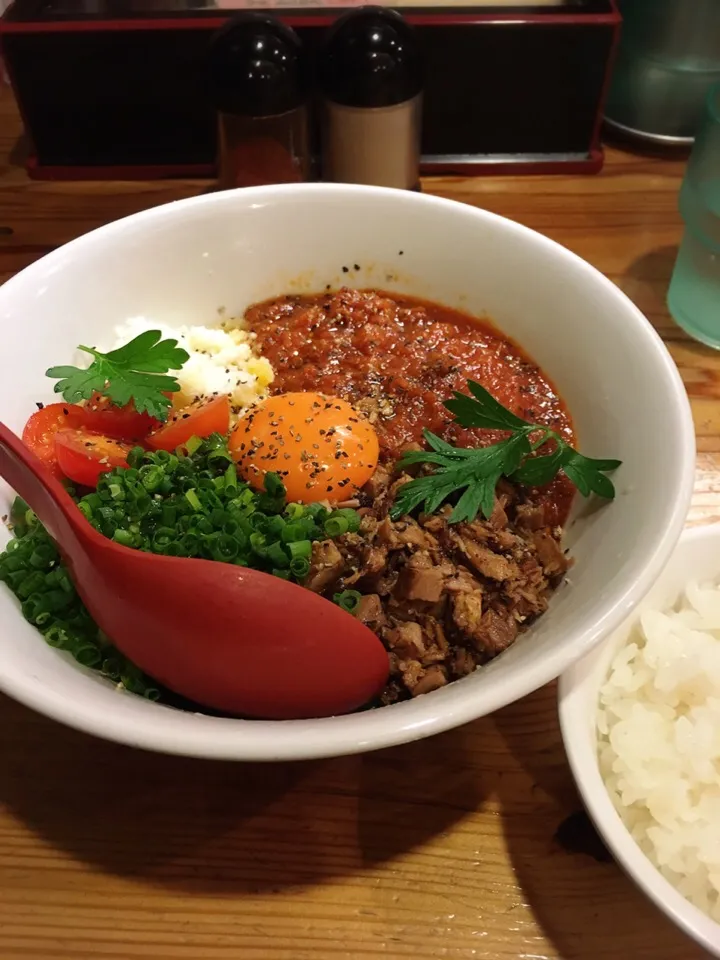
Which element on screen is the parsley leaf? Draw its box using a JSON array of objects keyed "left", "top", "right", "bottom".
[
  {"left": 390, "top": 380, "right": 622, "bottom": 523},
  {"left": 392, "top": 431, "right": 533, "bottom": 523},
  {"left": 46, "top": 331, "right": 189, "bottom": 420},
  {"left": 444, "top": 380, "right": 530, "bottom": 432},
  {"left": 560, "top": 449, "right": 622, "bottom": 499}
]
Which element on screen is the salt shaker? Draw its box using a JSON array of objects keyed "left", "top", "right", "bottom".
[
  {"left": 318, "top": 6, "right": 424, "bottom": 190},
  {"left": 205, "top": 14, "right": 311, "bottom": 189}
]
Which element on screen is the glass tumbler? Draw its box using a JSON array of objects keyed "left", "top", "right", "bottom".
[
  {"left": 667, "top": 83, "right": 720, "bottom": 347},
  {"left": 605, "top": 0, "right": 720, "bottom": 143}
]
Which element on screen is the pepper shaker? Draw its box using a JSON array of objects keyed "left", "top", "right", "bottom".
[
  {"left": 318, "top": 6, "right": 424, "bottom": 190},
  {"left": 205, "top": 14, "right": 311, "bottom": 189}
]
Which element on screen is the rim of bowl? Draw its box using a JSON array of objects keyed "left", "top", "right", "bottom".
[
  {"left": 0, "top": 183, "right": 698, "bottom": 761},
  {"left": 558, "top": 523, "right": 720, "bottom": 958}
]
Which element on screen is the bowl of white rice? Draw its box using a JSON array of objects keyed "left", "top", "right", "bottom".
[{"left": 559, "top": 523, "right": 720, "bottom": 957}]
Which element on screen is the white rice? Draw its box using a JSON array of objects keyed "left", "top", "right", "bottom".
[
  {"left": 598, "top": 580, "right": 720, "bottom": 923},
  {"left": 110, "top": 315, "right": 274, "bottom": 416}
]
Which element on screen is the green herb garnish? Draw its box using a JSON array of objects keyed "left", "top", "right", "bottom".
[
  {"left": 391, "top": 380, "right": 621, "bottom": 524},
  {"left": 46, "top": 330, "right": 190, "bottom": 420}
]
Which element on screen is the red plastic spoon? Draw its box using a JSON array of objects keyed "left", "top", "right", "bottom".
[{"left": 0, "top": 422, "right": 389, "bottom": 719}]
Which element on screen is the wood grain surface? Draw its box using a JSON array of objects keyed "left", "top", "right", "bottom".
[{"left": 0, "top": 83, "right": 716, "bottom": 960}]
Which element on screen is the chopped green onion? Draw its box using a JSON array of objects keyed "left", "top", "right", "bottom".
[
  {"left": 184, "top": 435, "right": 203, "bottom": 456},
  {"left": 281, "top": 522, "right": 306, "bottom": 543},
  {"left": 16, "top": 571, "right": 47, "bottom": 599},
  {"left": 333, "top": 589, "right": 363, "bottom": 615},
  {"left": 127, "top": 446, "right": 144, "bottom": 468},
  {"left": 113, "top": 529, "right": 135, "bottom": 547},
  {"left": 266, "top": 541, "right": 289, "bottom": 568},
  {"left": 77, "top": 500, "right": 93, "bottom": 521},
  {"left": 164, "top": 542, "right": 186, "bottom": 557},
  {"left": 264, "top": 472, "right": 285, "bottom": 498},
  {"left": 324, "top": 516, "right": 349, "bottom": 537},
  {"left": 29, "top": 544, "right": 54, "bottom": 568},
  {"left": 248, "top": 512, "right": 268, "bottom": 532},
  {"left": 185, "top": 488, "right": 202, "bottom": 511},
  {"left": 75, "top": 645, "right": 103, "bottom": 668},
  {"left": 10, "top": 496, "right": 30, "bottom": 526},
  {"left": 225, "top": 464, "right": 239, "bottom": 492},
  {"left": 139, "top": 464, "right": 164, "bottom": 491},
  {"left": 180, "top": 533, "right": 200, "bottom": 554},
  {"left": 290, "top": 557, "right": 310, "bottom": 579},
  {"left": 331, "top": 508, "right": 362, "bottom": 533},
  {"left": 287, "top": 539, "right": 311, "bottom": 561},
  {"left": 249, "top": 532, "right": 267, "bottom": 556},
  {"left": 211, "top": 534, "right": 239, "bottom": 562},
  {"left": 108, "top": 483, "right": 126, "bottom": 501},
  {"left": 44, "top": 624, "right": 69, "bottom": 648}
]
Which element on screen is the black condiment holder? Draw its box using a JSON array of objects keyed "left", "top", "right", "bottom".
[{"left": 0, "top": 0, "right": 620, "bottom": 180}]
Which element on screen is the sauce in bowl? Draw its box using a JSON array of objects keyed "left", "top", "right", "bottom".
[{"left": 247, "top": 287, "right": 575, "bottom": 525}]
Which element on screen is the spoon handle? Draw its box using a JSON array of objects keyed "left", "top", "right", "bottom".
[{"left": 0, "top": 422, "right": 80, "bottom": 548}]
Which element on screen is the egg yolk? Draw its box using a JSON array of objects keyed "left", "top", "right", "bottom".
[{"left": 229, "top": 392, "right": 379, "bottom": 503}]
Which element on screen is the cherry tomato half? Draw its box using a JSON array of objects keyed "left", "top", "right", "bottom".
[
  {"left": 54, "top": 429, "right": 134, "bottom": 488},
  {"left": 82, "top": 392, "right": 160, "bottom": 442},
  {"left": 22, "top": 403, "right": 88, "bottom": 479},
  {"left": 145, "top": 395, "right": 231, "bottom": 452}
]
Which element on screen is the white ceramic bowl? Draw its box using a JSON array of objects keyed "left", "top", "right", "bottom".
[
  {"left": 0, "top": 184, "right": 695, "bottom": 761},
  {"left": 559, "top": 524, "right": 720, "bottom": 957}
]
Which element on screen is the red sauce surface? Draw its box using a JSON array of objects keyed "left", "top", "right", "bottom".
[{"left": 246, "top": 288, "right": 576, "bottom": 525}]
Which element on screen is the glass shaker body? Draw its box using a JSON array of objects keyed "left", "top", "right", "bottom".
[
  {"left": 206, "top": 13, "right": 311, "bottom": 190},
  {"left": 217, "top": 107, "right": 310, "bottom": 189},
  {"left": 318, "top": 6, "right": 424, "bottom": 190}
]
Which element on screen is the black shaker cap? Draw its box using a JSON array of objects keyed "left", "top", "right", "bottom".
[
  {"left": 319, "top": 7, "right": 424, "bottom": 109},
  {"left": 204, "top": 13, "right": 307, "bottom": 118}
]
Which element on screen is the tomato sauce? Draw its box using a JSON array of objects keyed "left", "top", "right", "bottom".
[{"left": 245, "top": 288, "right": 575, "bottom": 525}]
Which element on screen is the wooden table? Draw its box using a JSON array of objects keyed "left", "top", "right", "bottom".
[{"left": 0, "top": 83, "right": 717, "bottom": 960}]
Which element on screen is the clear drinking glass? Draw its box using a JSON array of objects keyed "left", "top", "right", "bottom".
[
  {"left": 605, "top": 0, "right": 720, "bottom": 143},
  {"left": 667, "top": 82, "right": 720, "bottom": 347}
]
